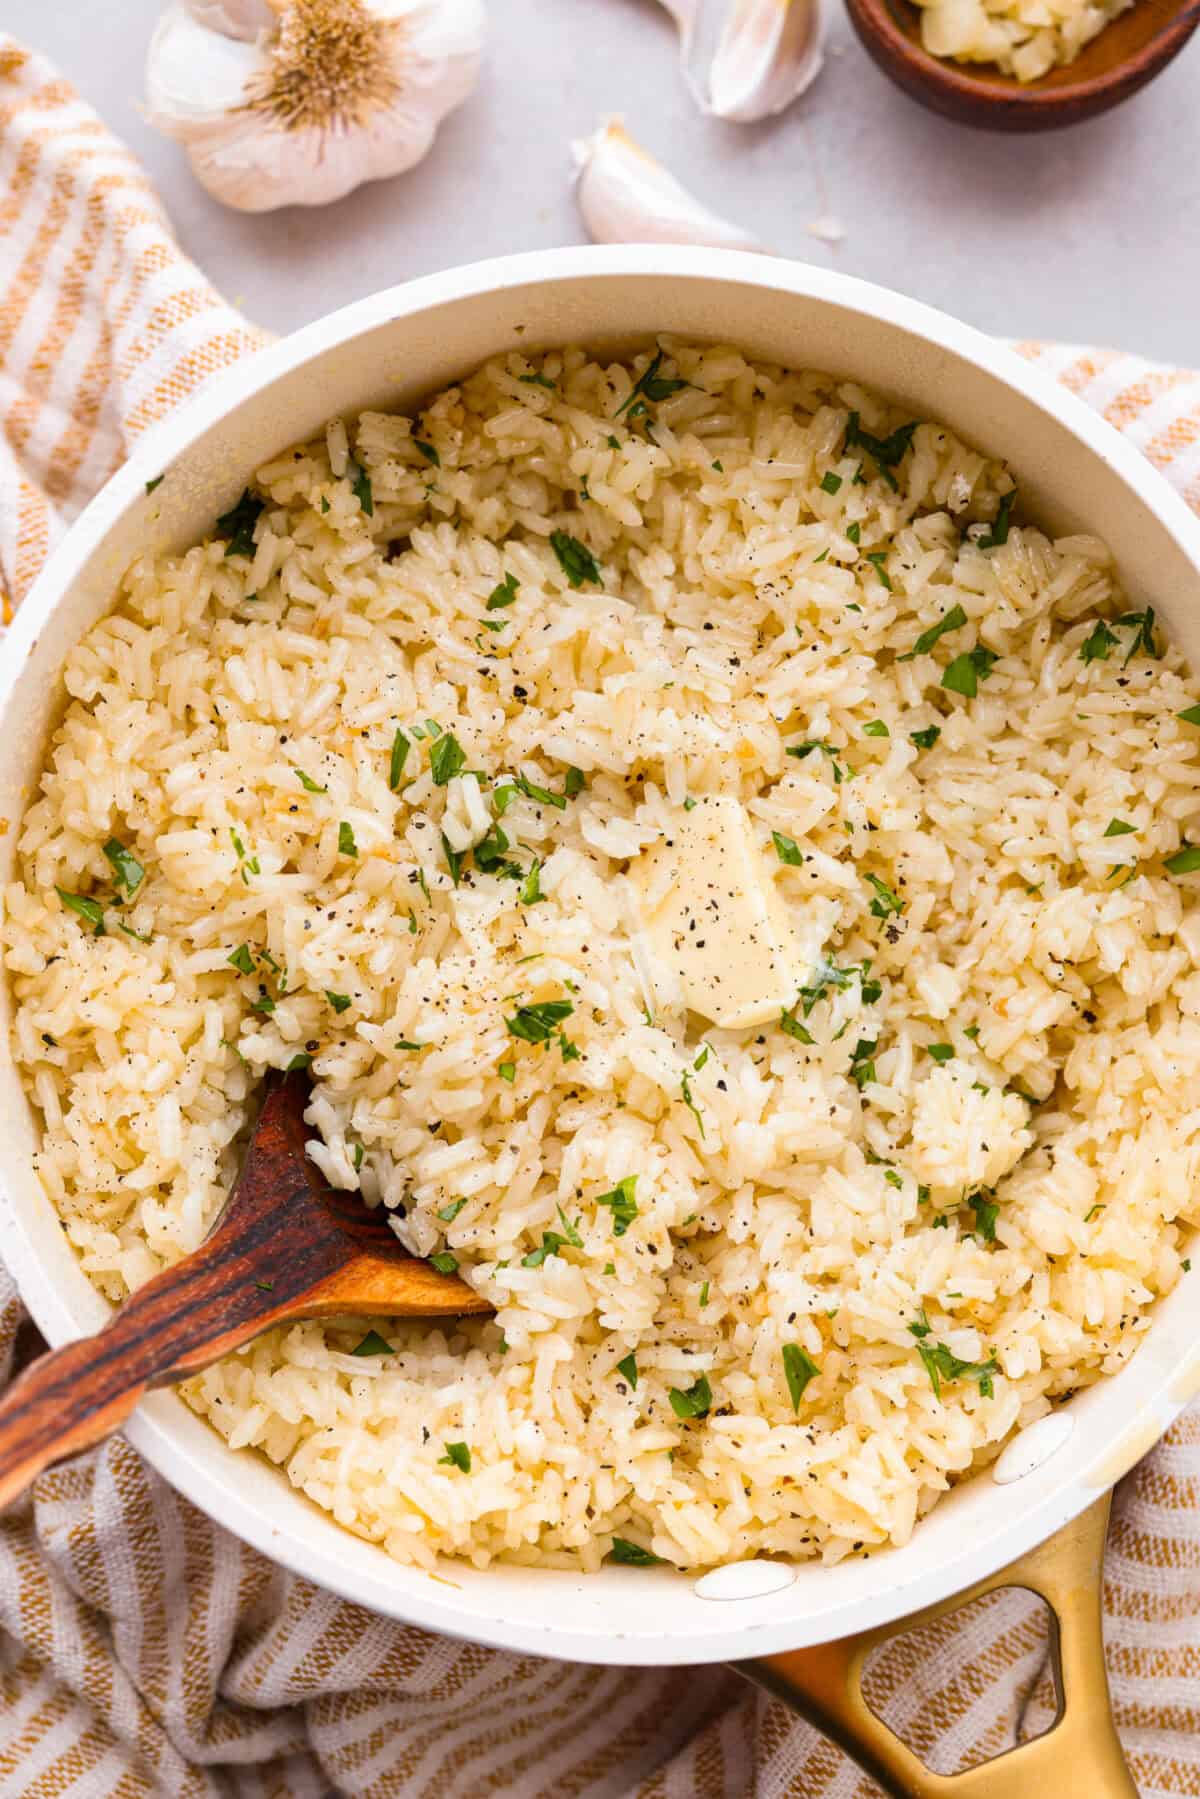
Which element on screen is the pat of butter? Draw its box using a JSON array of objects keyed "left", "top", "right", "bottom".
[{"left": 630, "top": 795, "right": 813, "bottom": 1031}]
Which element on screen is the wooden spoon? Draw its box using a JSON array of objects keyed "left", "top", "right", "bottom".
[
  {"left": 844, "top": 0, "right": 1200, "bottom": 129},
  {"left": 0, "top": 1073, "right": 492, "bottom": 1508}
]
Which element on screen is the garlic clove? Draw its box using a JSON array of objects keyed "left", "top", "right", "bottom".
[
  {"left": 572, "top": 117, "right": 767, "bottom": 253},
  {"left": 655, "top": 0, "right": 824, "bottom": 121},
  {"left": 710, "top": 0, "right": 824, "bottom": 119},
  {"left": 145, "top": 0, "right": 486, "bottom": 213}
]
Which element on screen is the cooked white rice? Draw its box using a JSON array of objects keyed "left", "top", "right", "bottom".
[
  {"left": 6, "top": 339, "right": 1200, "bottom": 1573},
  {"left": 913, "top": 0, "right": 1134, "bottom": 81}
]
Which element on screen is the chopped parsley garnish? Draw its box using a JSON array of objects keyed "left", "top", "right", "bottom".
[
  {"left": 969, "top": 1192, "right": 999, "bottom": 1242},
  {"left": 564, "top": 766, "right": 586, "bottom": 798},
  {"left": 351, "top": 1330, "right": 393, "bottom": 1356},
  {"left": 796, "top": 960, "right": 878, "bottom": 1017},
  {"left": 845, "top": 522, "right": 861, "bottom": 545},
  {"left": 522, "top": 1232, "right": 568, "bottom": 1268},
  {"left": 942, "top": 646, "right": 998, "bottom": 698},
  {"left": 780, "top": 1005, "right": 815, "bottom": 1045},
  {"left": 1178, "top": 705, "right": 1200, "bottom": 727},
  {"left": 772, "top": 831, "right": 804, "bottom": 865},
  {"left": 782, "top": 1344, "right": 819, "bottom": 1410},
  {"left": 145, "top": 474, "right": 164, "bottom": 494},
  {"left": 595, "top": 1175, "right": 638, "bottom": 1236},
  {"left": 349, "top": 460, "right": 374, "bottom": 515},
  {"left": 487, "top": 572, "right": 519, "bottom": 611},
  {"left": 668, "top": 1374, "right": 712, "bottom": 1420},
  {"left": 1166, "top": 845, "right": 1200, "bottom": 874},
  {"left": 520, "top": 859, "right": 543, "bottom": 906},
  {"left": 338, "top": 821, "right": 358, "bottom": 858},
  {"left": 413, "top": 439, "right": 440, "bottom": 467},
  {"left": 865, "top": 873, "right": 904, "bottom": 918},
  {"left": 389, "top": 729, "right": 410, "bottom": 789},
  {"left": 506, "top": 999, "right": 574, "bottom": 1043},
  {"left": 925, "top": 1043, "right": 954, "bottom": 1062},
  {"left": 249, "top": 990, "right": 275, "bottom": 1016},
  {"left": 429, "top": 732, "right": 466, "bottom": 786},
  {"left": 788, "top": 740, "right": 845, "bottom": 783},
  {"left": 910, "top": 725, "right": 941, "bottom": 750},
  {"left": 1116, "top": 607, "right": 1159, "bottom": 663},
  {"left": 863, "top": 720, "right": 890, "bottom": 738},
  {"left": 820, "top": 471, "right": 843, "bottom": 494},
  {"left": 438, "top": 1441, "right": 471, "bottom": 1472},
  {"left": 293, "top": 768, "right": 326, "bottom": 794},
  {"left": 325, "top": 991, "right": 352, "bottom": 1013},
  {"left": 848, "top": 1037, "right": 878, "bottom": 1089},
  {"left": 978, "top": 489, "right": 1016, "bottom": 548},
  {"left": 230, "top": 828, "right": 259, "bottom": 881},
  {"left": 914, "top": 1340, "right": 999, "bottom": 1401},
  {"left": 216, "top": 488, "right": 264, "bottom": 559},
  {"left": 608, "top": 1537, "right": 660, "bottom": 1565},
  {"left": 228, "top": 943, "right": 256, "bottom": 975},
  {"left": 844, "top": 412, "right": 918, "bottom": 490},
  {"left": 498, "top": 1061, "right": 516, "bottom": 1082},
  {"left": 518, "top": 372, "right": 556, "bottom": 390},
  {"left": 550, "top": 530, "right": 601, "bottom": 588},
  {"left": 699, "top": 1281, "right": 710, "bottom": 1306},
  {"left": 1080, "top": 619, "right": 1118, "bottom": 664},
  {"left": 616, "top": 348, "right": 688, "bottom": 419},
  {"left": 899, "top": 604, "right": 967, "bottom": 661},
  {"left": 429, "top": 1252, "right": 459, "bottom": 1275},
  {"left": 1104, "top": 818, "right": 1136, "bottom": 837},
  {"left": 56, "top": 889, "right": 105, "bottom": 934},
  {"left": 285, "top": 1053, "right": 311, "bottom": 1072},
  {"left": 395, "top": 1039, "right": 424, "bottom": 1051},
  {"left": 102, "top": 838, "right": 145, "bottom": 896},
  {"left": 908, "top": 1307, "right": 931, "bottom": 1339},
  {"left": 514, "top": 772, "right": 567, "bottom": 811},
  {"left": 441, "top": 833, "right": 464, "bottom": 883},
  {"left": 556, "top": 1205, "right": 583, "bottom": 1248},
  {"left": 474, "top": 823, "right": 519, "bottom": 879},
  {"left": 680, "top": 1067, "right": 705, "bottom": 1137},
  {"left": 616, "top": 1352, "right": 638, "bottom": 1388},
  {"left": 866, "top": 551, "right": 893, "bottom": 591}
]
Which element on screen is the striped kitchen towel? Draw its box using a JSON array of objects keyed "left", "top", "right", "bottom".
[{"left": 2, "top": 32, "right": 1200, "bottom": 1799}]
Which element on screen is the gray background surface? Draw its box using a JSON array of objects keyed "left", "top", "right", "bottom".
[{"left": 12, "top": 0, "right": 1200, "bottom": 364}]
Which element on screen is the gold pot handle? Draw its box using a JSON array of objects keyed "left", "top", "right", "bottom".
[{"left": 734, "top": 1494, "right": 1135, "bottom": 1798}]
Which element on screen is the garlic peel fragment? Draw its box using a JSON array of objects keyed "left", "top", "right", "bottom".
[
  {"left": 145, "top": 0, "right": 485, "bottom": 213},
  {"left": 572, "top": 118, "right": 767, "bottom": 254},
  {"left": 655, "top": 0, "right": 823, "bottom": 121}
]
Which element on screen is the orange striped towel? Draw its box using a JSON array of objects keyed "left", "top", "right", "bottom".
[{"left": 2, "top": 33, "right": 1200, "bottom": 1799}]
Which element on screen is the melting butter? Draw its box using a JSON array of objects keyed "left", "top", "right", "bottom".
[{"left": 630, "top": 795, "right": 814, "bottom": 1030}]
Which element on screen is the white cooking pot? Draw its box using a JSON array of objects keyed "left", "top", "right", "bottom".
[{"left": 2, "top": 248, "right": 1196, "bottom": 1795}]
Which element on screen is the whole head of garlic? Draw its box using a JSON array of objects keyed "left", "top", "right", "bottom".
[{"left": 145, "top": 0, "right": 485, "bottom": 212}]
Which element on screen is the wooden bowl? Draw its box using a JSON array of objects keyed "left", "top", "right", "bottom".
[{"left": 844, "top": 0, "right": 1200, "bottom": 128}]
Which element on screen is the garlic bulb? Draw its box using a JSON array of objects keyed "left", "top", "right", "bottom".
[
  {"left": 572, "top": 119, "right": 767, "bottom": 254},
  {"left": 657, "top": 0, "right": 823, "bottom": 121},
  {"left": 145, "top": 0, "right": 485, "bottom": 212}
]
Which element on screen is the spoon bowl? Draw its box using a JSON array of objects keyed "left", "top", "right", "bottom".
[
  {"left": 844, "top": 0, "right": 1200, "bottom": 128},
  {"left": 0, "top": 1073, "right": 491, "bottom": 1508}
]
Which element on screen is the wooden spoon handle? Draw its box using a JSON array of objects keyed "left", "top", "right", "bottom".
[{"left": 0, "top": 1234, "right": 291, "bottom": 1509}]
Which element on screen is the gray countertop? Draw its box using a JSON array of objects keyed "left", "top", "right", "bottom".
[{"left": 11, "top": 0, "right": 1200, "bottom": 365}]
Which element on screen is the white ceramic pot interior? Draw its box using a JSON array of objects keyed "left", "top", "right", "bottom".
[{"left": 2, "top": 248, "right": 1198, "bottom": 1667}]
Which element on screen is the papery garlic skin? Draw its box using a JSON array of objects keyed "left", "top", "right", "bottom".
[
  {"left": 572, "top": 118, "right": 766, "bottom": 254},
  {"left": 655, "top": 0, "right": 823, "bottom": 120},
  {"left": 145, "top": 0, "right": 485, "bottom": 212}
]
